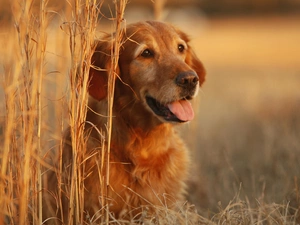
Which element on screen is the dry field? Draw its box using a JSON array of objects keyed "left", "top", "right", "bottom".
[
  {"left": 189, "top": 13, "right": 300, "bottom": 196},
  {"left": 186, "top": 13, "right": 300, "bottom": 222},
  {"left": 0, "top": 0, "right": 300, "bottom": 224}
]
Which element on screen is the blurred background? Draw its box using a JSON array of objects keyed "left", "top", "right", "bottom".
[{"left": 1, "top": 0, "right": 300, "bottom": 217}]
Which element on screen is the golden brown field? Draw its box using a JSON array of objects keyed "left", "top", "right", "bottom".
[
  {"left": 186, "top": 14, "right": 300, "bottom": 220},
  {"left": 0, "top": 0, "right": 300, "bottom": 224}
]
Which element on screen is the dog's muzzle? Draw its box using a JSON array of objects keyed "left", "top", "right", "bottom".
[{"left": 145, "top": 71, "right": 199, "bottom": 123}]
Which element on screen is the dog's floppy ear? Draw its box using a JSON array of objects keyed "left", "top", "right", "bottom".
[
  {"left": 177, "top": 29, "right": 206, "bottom": 86},
  {"left": 185, "top": 46, "right": 206, "bottom": 86},
  {"left": 89, "top": 39, "right": 117, "bottom": 101}
]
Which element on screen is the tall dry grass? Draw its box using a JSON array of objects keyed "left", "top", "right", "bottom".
[
  {"left": 62, "top": 0, "right": 102, "bottom": 223},
  {"left": 0, "top": 0, "right": 48, "bottom": 224},
  {"left": 0, "top": 0, "right": 128, "bottom": 224}
]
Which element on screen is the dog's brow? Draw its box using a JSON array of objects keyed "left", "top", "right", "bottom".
[
  {"left": 178, "top": 40, "right": 188, "bottom": 50},
  {"left": 134, "top": 44, "right": 147, "bottom": 58}
]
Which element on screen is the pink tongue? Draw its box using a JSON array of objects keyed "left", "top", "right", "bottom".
[{"left": 167, "top": 100, "right": 194, "bottom": 122}]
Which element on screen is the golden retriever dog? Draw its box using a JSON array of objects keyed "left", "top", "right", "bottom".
[{"left": 44, "top": 20, "right": 205, "bottom": 223}]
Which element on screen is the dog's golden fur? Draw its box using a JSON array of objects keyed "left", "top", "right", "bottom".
[{"left": 44, "top": 21, "right": 205, "bottom": 223}]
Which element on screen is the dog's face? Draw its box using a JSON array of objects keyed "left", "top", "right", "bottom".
[{"left": 89, "top": 21, "right": 205, "bottom": 123}]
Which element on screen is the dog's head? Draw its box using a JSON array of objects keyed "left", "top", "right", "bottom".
[{"left": 89, "top": 21, "right": 205, "bottom": 123}]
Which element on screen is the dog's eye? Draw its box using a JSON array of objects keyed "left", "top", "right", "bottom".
[
  {"left": 141, "top": 49, "right": 154, "bottom": 58},
  {"left": 178, "top": 44, "right": 185, "bottom": 52}
]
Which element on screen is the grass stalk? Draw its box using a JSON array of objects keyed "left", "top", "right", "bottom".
[
  {"left": 153, "top": 0, "right": 166, "bottom": 20},
  {"left": 66, "top": 0, "right": 101, "bottom": 223},
  {"left": 104, "top": 0, "right": 127, "bottom": 222},
  {"left": 36, "top": 1, "right": 48, "bottom": 224},
  {"left": 12, "top": 1, "right": 34, "bottom": 223}
]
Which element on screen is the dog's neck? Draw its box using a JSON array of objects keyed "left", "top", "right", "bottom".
[{"left": 87, "top": 95, "right": 177, "bottom": 153}]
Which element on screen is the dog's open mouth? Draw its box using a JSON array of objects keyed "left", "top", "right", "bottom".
[{"left": 145, "top": 96, "right": 194, "bottom": 123}]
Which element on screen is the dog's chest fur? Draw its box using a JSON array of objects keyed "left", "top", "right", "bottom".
[{"left": 84, "top": 107, "right": 190, "bottom": 216}]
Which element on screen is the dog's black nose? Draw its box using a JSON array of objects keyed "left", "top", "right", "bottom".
[{"left": 176, "top": 71, "right": 199, "bottom": 89}]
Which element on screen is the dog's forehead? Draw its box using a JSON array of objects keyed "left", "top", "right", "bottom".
[{"left": 126, "top": 21, "right": 187, "bottom": 46}]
